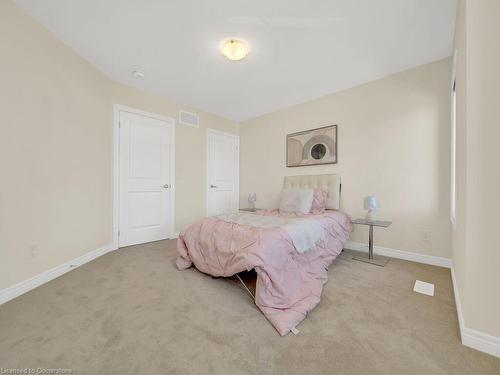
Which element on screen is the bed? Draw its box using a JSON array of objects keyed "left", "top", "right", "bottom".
[{"left": 176, "top": 174, "right": 352, "bottom": 336}]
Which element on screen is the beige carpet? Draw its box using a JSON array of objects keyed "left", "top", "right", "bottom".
[{"left": 1, "top": 240, "right": 499, "bottom": 375}]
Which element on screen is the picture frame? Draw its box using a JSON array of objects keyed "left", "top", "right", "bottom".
[{"left": 286, "top": 125, "right": 338, "bottom": 167}]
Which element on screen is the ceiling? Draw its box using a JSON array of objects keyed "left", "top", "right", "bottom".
[{"left": 15, "top": 0, "right": 457, "bottom": 122}]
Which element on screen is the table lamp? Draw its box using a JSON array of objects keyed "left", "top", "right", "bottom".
[{"left": 364, "top": 196, "right": 379, "bottom": 222}]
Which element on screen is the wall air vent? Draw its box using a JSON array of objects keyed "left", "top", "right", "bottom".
[{"left": 179, "top": 110, "right": 199, "bottom": 128}]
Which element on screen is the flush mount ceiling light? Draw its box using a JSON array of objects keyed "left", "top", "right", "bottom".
[
  {"left": 220, "top": 39, "right": 250, "bottom": 61},
  {"left": 132, "top": 70, "right": 145, "bottom": 79}
]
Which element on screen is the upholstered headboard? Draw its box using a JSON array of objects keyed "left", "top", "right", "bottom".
[{"left": 283, "top": 174, "right": 341, "bottom": 210}]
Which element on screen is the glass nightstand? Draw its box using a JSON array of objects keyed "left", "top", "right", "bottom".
[{"left": 351, "top": 219, "right": 392, "bottom": 267}]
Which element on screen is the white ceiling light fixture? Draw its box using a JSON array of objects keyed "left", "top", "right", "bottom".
[
  {"left": 220, "top": 39, "right": 250, "bottom": 61},
  {"left": 132, "top": 70, "right": 145, "bottom": 79}
]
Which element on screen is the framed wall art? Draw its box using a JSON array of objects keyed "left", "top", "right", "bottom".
[{"left": 286, "top": 125, "right": 337, "bottom": 167}]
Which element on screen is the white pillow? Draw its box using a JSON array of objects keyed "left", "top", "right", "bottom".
[{"left": 279, "top": 188, "right": 314, "bottom": 214}]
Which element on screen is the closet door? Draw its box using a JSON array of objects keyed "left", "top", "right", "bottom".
[
  {"left": 207, "top": 129, "right": 239, "bottom": 216},
  {"left": 119, "top": 110, "right": 174, "bottom": 247}
]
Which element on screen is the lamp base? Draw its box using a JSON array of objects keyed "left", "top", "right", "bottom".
[{"left": 365, "top": 209, "right": 377, "bottom": 222}]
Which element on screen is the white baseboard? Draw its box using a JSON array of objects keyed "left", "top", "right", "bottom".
[
  {"left": 345, "top": 241, "right": 500, "bottom": 358},
  {"left": 450, "top": 267, "right": 466, "bottom": 335},
  {"left": 344, "top": 241, "right": 452, "bottom": 268},
  {"left": 451, "top": 267, "right": 500, "bottom": 358},
  {"left": 461, "top": 328, "right": 500, "bottom": 358},
  {"left": 170, "top": 232, "right": 180, "bottom": 239},
  {"left": 0, "top": 243, "right": 115, "bottom": 305}
]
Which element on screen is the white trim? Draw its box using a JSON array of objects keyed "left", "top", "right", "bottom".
[
  {"left": 462, "top": 328, "right": 500, "bottom": 358},
  {"left": 450, "top": 267, "right": 465, "bottom": 331},
  {"left": 0, "top": 243, "right": 114, "bottom": 305},
  {"left": 112, "top": 106, "right": 120, "bottom": 250},
  {"left": 344, "top": 241, "right": 452, "bottom": 268},
  {"left": 450, "top": 50, "right": 458, "bottom": 230},
  {"left": 113, "top": 105, "right": 176, "bottom": 248},
  {"left": 206, "top": 128, "right": 240, "bottom": 217},
  {"left": 451, "top": 267, "right": 500, "bottom": 358}
]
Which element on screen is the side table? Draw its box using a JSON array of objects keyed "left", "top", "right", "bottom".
[{"left": 351, "top": 219, "right": 392, "bottom": 267}]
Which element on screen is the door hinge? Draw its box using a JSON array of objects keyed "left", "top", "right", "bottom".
[{"left": 118, "top": 230, "right": 121, "bottom": 237}]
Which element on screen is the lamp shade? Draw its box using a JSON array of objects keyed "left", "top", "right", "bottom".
[
  {"left": 363, "top": 196, "right": 379, "bottom": 210},
  {"left": 248, "top": 192, "right": 256, "bottom": 203}
]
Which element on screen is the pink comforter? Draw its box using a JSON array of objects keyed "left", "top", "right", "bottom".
[{"left": 176, "top": 209, "right": 352, "bottom": 336}]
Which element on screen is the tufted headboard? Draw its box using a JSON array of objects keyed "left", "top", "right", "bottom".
[{"left": 283, "top": 174, "right": 341, "bottom": 210}]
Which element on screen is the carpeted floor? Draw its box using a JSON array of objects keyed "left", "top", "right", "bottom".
[{"left": 1, "top": 240, "right": 499, "bottom": 374}]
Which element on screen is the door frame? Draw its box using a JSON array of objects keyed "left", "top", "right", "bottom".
[
  {"left": 206, "top": 128, "right": 240, "bottom": 216},
  {"left": 113, "top": 104, "right": 176, "bottom": 249}
]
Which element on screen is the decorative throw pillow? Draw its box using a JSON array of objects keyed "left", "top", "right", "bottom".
[
  {"left": 279, "top": 189, "right": 314, "bottom": 214},
  {"left": 310, "top": 188, "right": 328, "bottom": 214}
]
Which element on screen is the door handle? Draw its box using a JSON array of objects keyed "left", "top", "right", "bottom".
[
  {"left": 210, "top": 184, "right": 217, "bottom": 188},
  {"left": 161, "top": 184, "right": 171, "bottom": 189}
]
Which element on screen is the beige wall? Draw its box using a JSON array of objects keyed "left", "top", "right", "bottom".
[
  {"left": 240, "top": 59, "right": 452, "bottom": 258},
  {"left": 0, "top": 0, "right": 113, "bottom": 291},
  {"left": 0, "top": 1, "right": 238, "bottom": 291},
  {"left": 452, "top": 0, "right": 500, "bottom": 338}
]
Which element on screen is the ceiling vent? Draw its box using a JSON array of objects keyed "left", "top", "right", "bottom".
[{"left": 179, "top": 110, "right": 199, "bottom": 128}]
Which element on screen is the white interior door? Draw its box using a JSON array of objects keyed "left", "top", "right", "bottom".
[
  {"left": 119, "top": 110, "right": 174, "bottom": 247},
  {"left": 207, "top": 129, "right": 239, "bottom": 216}
]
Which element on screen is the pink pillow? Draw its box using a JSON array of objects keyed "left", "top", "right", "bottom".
[{"left": 310, "top": 189, "right": 328, "bottom": 214}]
